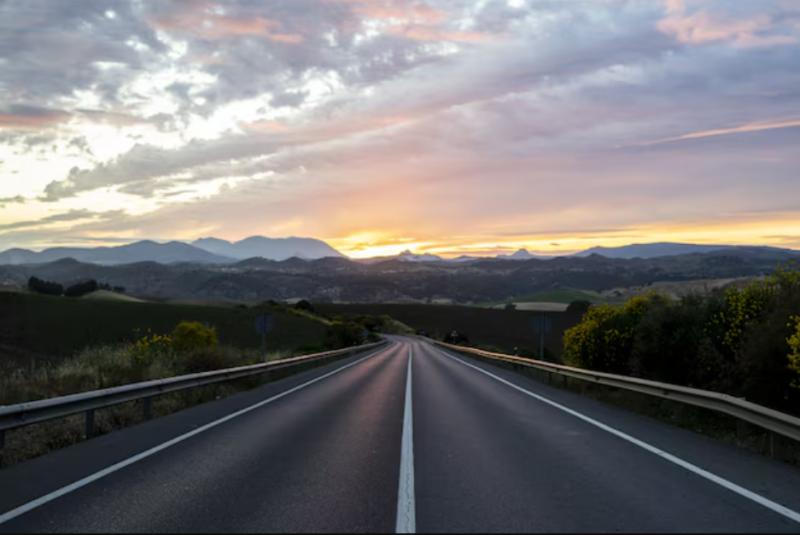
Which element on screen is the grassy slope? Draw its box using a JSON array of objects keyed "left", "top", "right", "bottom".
[
  {"left": 0, "top": 291, "right": 327, "bottom": 365},
  {"left": 481, "top": 288, "right": 613, "bottom": 306},
  {"left": 317, "top": 303, "right": 583, "bottom": 358}
]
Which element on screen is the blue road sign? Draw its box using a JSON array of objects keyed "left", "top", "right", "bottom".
[{"left": 255, "top": 314, "right": 274, "bottom": 335}]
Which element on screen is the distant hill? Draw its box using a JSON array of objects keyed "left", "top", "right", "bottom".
[
  {"left": 2, "top": 245, "right": 798, "bottom": 304},
  {"left": 496, "top": 249, "right": 547, "bottom": 260},
  {"left": 192, "top": 236, "right": 343, "bottom": 260},
  {"left": 397, "top": 250, "right": 444, "bottom": 262},
  {"left": 0, "top": 240, "right": 232, "bottom": 266},
  {"left": 575, "top": 242, "right": 777, "bottom": 259}
]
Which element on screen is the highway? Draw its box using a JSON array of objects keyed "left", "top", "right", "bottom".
[{"left": 2, "top": 336, "right": 800, "bottom": 532}]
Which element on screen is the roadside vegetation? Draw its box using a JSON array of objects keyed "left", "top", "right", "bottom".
[
  {"left": 316, "top": 303, "right": 584, "bottom": 358},
  {"left": 0, "top": 295, "right": 391, "bottom": 466},
  {"left": 563, "top": 266, "right": 800, "bottom": 416}
]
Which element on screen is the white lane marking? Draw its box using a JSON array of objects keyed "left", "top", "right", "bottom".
[
  {"left": 0, "top": 343, "right": 396, "bottom": 526},
  {"left": 396, "top": 347, "right": 416, "bottom": 534},
  {"left": 435, "top": 346, "right": 800, "bottom": 525}
]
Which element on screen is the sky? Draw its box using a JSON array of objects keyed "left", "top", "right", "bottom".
[{"left": 0, "top": 0, "right": 799, "bottom": 258}]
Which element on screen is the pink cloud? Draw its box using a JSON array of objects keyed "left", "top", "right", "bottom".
[
  {"left": 658, "top": 0, "right": 797, "bottom": 47},
  {"left": 150, "top": 2, "right": 303, "bottom": 43}
]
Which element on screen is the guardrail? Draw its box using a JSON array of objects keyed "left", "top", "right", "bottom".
[
  {"left": 0, "top": 340, "right": 387, "bottom": 464},
  {"left": 433, "top": 340, "right": 800, "bottom": 446}
]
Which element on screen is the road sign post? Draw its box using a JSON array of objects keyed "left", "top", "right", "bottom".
[{"left": 255, "top": 313, "right": 274, "bottom": 357}]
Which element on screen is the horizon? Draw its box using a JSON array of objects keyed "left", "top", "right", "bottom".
[
  {"left": 2, "top": 1, "right": 800, "bottom": 258},
  {"left": 4, "top": 234, "right": 800, "bottom": 261}
]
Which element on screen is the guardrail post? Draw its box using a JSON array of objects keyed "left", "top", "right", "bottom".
[
  {"left": 85, "top": 409, "right": 95, "bottom": 438},
  {"left": 143, "top": 397, "right": 152, "bottom": 420}
]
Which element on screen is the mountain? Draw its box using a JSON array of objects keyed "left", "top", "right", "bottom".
[
  {"left": 496, "top": 249, "right": 546, "bottom": 261},
  {"left": 3, "top": 246, "right": 798, "bottom": 304},
  {"left": 576, "top": 242, "right": 739, "bottom": 259},
  {"left": 192, "top": 236, "right": 343, "bottom": 260},
  {"left": 397, "top": 250, "right": 444, "bottom": 262},
  {"left": 0, "top": 240, "right": 232, "bottom": 266}
]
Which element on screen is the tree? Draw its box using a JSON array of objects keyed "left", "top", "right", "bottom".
[
  {"left": 27, "top": 276, "right": 63, "bottom": 296},
  {"left": 294, "top": 299, "right": 314, "bottom": 312},
  {"left": 566, "top": 300, "right": 592, "bottom": 317},
  {"left": 563, "top": 293, "right": 668, "bottom": 374},
  {"left": 325, "top": 321, "right": 365, "bottom": 348},
  {"left": 65, "top": 279, "right": 98, "bottom": 297},
  {"left": 788, "top": 316, "right": 800, "bottom": 389}
]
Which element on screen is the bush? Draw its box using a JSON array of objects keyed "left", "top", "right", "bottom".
[
  {"left": 171, "top": 321, "right": 218, "bottom": 352},
  {"left": 562, "top": 267, "right": 800, "bottom": 415},
  {"left": 563, "top": 294, "right": 667, "bottom": 374},
  {"left": 28, "top": 276, "right": 63, "bottom": 296},
  {"left": 789, "top": 316, "right": 800, "bottom": 389},
  {"left": 566, "top": 300, "right": 592, "bottom": 317},
  {"left": 325, "top": 321, "right": 365, "bottom": 348}
]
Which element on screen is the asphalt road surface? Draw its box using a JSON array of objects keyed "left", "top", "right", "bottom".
[{"left": 2, "top": 336, "right": 800, "bottom": 532}]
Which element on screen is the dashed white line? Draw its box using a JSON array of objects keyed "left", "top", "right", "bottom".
[
  {"left": 396, "top": 347, "right": 416, "bottom": 533},
  {"left": 0, "top": 343, "right": 394, "bottom": 526},
  {"left": 435, "top": 346, "right": 800, "bottom": 525}
]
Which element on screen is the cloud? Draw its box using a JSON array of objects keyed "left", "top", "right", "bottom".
[
  {"left": 640, "top": 117, "right": 800, "bottom": 145},
  {"left": 658, "top": 0, "right": 800, "bottom": 47},
  {"left": 0, "top": 196, "right": 27, "bottom": 207},
  {"left": 2, "top": 0, "right": 800, "bottom": 254},
  {"left": 0, "top": 209, "right": 120, "bottom": 232},
  {"left": 0, "top": 105, "right": 71, "bottom": 129}
]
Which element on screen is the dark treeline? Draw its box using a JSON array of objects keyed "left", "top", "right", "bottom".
[
  {"left": 27, "top": 277, "right": 125, "bottom": 298},
  {"left": 563, "top": 266, "right": 800, "bottom": 415}
]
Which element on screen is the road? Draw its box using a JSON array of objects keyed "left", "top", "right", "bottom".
[{"left": 2, "top": 336, "right": 800, "bottom": 532}]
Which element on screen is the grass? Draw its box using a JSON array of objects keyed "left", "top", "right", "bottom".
[
  {"left": 0, "top": 292, "right": 343, "bottom": 466},
  {"left": 481, "top": 288, "right": 614, "bottom": 306},
  {"left": 0, "top": 291, "right": 328, "bottom": 370},
  {"left": 316, "top": 303, "right": 583, "bottom": 359}
]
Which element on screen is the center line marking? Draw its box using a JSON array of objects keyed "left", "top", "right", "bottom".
[
  {"left": 435, "top": 345, "right": 800, "bottom": 526},
  {"left": 396, "top": 346, "right": 416, "bottom": 534}
]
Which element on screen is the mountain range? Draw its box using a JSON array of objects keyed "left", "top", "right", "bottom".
[
  {"left": 2, "top": 245, "right": 798, "bottom": 304},
  {"left": 0, "top": 236, "right": 343, "bottom": 265},
  {"left": 0, "top": 238, "right": 797, "bottom": 266}
]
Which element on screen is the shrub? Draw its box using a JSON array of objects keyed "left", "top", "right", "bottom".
[
  {"left": 325, "top": 321, "right": 365, "bottom": 348},
  {"left": 789, "top": 316, "right": 800, "bottom": 389},
  {"left": 171, "top": 321, "right": 218, "bottom": 352},
  {"left": 131, "top": 332, "right": 174, "bottom": 367}
]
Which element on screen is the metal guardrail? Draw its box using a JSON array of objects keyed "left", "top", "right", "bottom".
[
  {"left": 433, "top": 340, "right": 800, "bottom": 444},
  {"left": 0, "top": 340, "right": 387, "bottom": 461}
]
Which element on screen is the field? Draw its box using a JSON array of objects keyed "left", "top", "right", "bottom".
[
  {"left": 0, "top": 291, "right": 328, "bottom": 367},
  {"left": 317, "top": 303, "right": 584, "bottom": 359}
]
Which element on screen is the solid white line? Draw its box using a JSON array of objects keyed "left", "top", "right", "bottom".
[
  {"left": 435, "top": 346, "right": 800, "bottom": 525},
  {"left": 395, "top": 347, "right": 416, "bottom": 534},
  {"left": 0, "top": 343, "right": 395, "bottom": 526}
]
